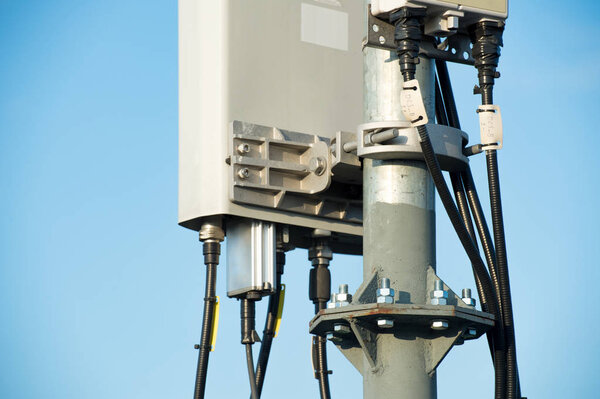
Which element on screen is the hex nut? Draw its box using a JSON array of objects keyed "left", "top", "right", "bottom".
[
  {"left": 326, "top": 332, "right": 343, "bottom": 343},
  {"left": 431, "top": 320, "right": 449, "bottom": 330},
  {"left": 462, "top": 297, "right": 476, "bottom": 307},
  {"left": 327, "top": 302, "right": 337, "bottom": 309},
  {"left": 333, "top": 324, "right": 351, "bottom": 334},
  {"left": 432, "top": 290, "right": 449, "bottom": 299},
  {"left": 430, "top": 297, "right": 448, "bottom": 306},
  {"left": 377, "top": 319, "right": 394, "bottom": 328},
  {"left": 376, "top": 287, "right": 394, "bottom": 297},
  {"left": 377, "top": 295, "right": 394, "bottom": 304},
  {"left": 463, "top": 328, "right": 477, "bottom": 339},
  {"left": 336, "top": 293, "right": 352, "bottom": 303}
]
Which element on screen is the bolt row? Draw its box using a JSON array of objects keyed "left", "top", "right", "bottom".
[{"left": 326, "top": 278, "right": 479, "bottom": 342}]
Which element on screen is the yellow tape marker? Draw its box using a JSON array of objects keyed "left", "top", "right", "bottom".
[
  {"left": 210, "top": 296, "right": 220, "bottom": 352},
  {"left": 274, "top": 284, "right": 286, "bottom": 338}
]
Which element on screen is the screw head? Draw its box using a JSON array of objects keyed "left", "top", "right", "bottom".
[
  {"left": 377, "top": 319, "right": 394, "bottom": 329},
  {"left": 309, "top": 157, "right": 327, "bottom": 176},
  {"left": 237, "top": 168, "right": 250, "bottom": 179},
  {"left": 236, "top": 143, "right": 250, "bottom": 155},
  {"left": 431, "top": 320, "right": 449, "bottom": 330}
]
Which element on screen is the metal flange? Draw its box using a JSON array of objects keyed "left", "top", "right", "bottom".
[
  {"left": 357, "top": 122, "right": 468, "bottom": 171},
  {"left": 309, "top": 302, "right": 494, "bottom": 337},
  {"left": 310, "top": 302, "right": 494, "bottom": 375}
]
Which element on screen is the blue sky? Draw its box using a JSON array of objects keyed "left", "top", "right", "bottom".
[{"left": 1, "top": 1, "right": 599, "bottom": 398}]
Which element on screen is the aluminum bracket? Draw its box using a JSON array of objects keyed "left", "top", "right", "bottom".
[{"left": 229, "top": 121, "right": 362, "bottom": 223}]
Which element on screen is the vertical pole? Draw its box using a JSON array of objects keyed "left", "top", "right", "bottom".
[{"left": 362, "top": 45, "right": 436, "bottom": 398}]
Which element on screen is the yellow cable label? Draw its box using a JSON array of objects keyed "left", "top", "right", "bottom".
[
  {"left": 274, "top": 284, "right": 286, "bottom": 338},
  {"left": 210, "top": 296, "right": 220, "bottom": 352}
]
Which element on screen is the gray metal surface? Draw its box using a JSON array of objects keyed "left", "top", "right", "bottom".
[
  {"left": 359, "top": 43, "right": 439, "bottom": 398},
  {"left": 228, "top": 121, "right": 363, "bottom": 224},
  {"left": 225, "top": 218, "right": 276, "bottom": 298},
  {"left": 179, "top": 0, "right": 365, "bottom": 239}
]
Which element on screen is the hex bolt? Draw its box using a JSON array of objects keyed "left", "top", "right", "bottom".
[
  {"left": 431, "top": 320, "right": 449, "bottom": 330},
  {"left": 337, "top": 284, "right": 352, "bottom": 306},
  {"left": 377, "top": 277, "right": 395, "bottom": 304},
  {"left": 377, "top": 318, "right": 394, "bottom": 329},
  {"left": 309, "top": 156, "right": 327, "bottom": 176},
  {"left": 430, "top": 279, "right": 448, "bottom": 306},
  {"left": 461, "top": 288, "right": 477, "bottom": 307},
  {"left": 236, "top": 143, "right": 250, "bottom": 155},
  {"left": 327, "top": 293, "right": 337, "bottom": 309},
  {"left": 237, "top": 168, "right": 250, "bottom": 179},
  {"left": 333, "top": 324, "right": 351, "bottom": 335}
]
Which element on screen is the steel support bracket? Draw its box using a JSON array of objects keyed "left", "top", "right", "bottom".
[
  {"left": 228, "top": 121, "right": 362, "bottom": 223},
  {"left": 357, "top": 121, "right": 469, "bottom": 171},
  {"left": 310, "top": 267, "right": 495, "bottom": 375},
  {"left": 364, "top": 5, "right": 475, "bottom": 66}
]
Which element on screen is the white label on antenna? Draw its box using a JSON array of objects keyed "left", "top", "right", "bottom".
[
  {"left": 478, "top": 104, "right": 503, "bottom": 150},
  {"left": 301, "top": 3, "right": 348, "bottom": 51},
  {"left": 400, "top": 80, "right": 429, "bottom": 127}
]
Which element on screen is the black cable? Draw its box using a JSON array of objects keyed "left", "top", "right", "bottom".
[
  {"left": 391, "top": 9, "right": 506, "bottom": 398},
  {"left": 435, "top": 58, "right": 504, "bottom": 313},
  {"left": 246, "top": 344, "right": 259, "bottom": 399},
  {"left": 193, "top": 240, "right": 221, "bottom": 399},
  {"left": 308, "top": 239, "right": 332, "bottom": 399},
  {"left": 487, "top": 149, "right": 519, "bottom": 399},
  {"left": 434, "top": 75, "right": 449, "bottom": 127},
  {"left": 470, "top": 20, "right": 520, "bottom": 399},
  {"left": 241, "top": 296, "right": 260, "bottom": 399},
  {"left": 461, "top": 169, "right": 501, "bottom": 310},
  {"left": 254, "top": 251, "right": 285, "bottom": 397},
  {"left": 417, "top": 123, "right": 506, "bottom": 399},
  {"left": 435, "top": 59, "right": 461, "bottom": 130}
]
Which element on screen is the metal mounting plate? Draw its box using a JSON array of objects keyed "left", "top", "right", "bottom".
[
  {"left": 229, "top": 121, "right": 362, "bottom": 224},
  {"left": 365, "top": 6, "right": 476, "bottom": 66}
]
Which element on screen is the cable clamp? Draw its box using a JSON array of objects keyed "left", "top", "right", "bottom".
[
  {"left": 400, "top": 80, "right": 429, "bottom": 127},
  {"left": 477, "top": 104, "right": 503, "bottom": 150}
]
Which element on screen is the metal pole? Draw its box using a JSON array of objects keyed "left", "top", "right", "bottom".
[{"left": 362, "top": 45, "right": 436, "bottom": 399}]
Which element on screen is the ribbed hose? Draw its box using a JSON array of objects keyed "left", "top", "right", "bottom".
[
  {"left": 461, "top": 169, "right": 501, "bottom": 312},
  {"left": 246, "top": 344, "right": 259, "bottom": 399},
  {"left": 193, "top": 240, "right": 220, "bottom": 399},
  {"left": 435, "top": 60, "right": 461, "bottom": 130},
  {"left": 435, "top": 59, "right": 503, "bottom": 311},
  {"left": 434, "top": 76, "right": 449, "bottom": 126},
  {"left": 487, "top": 149, "right": 518, "bottom": 399},
  {"left": 313, "top": 302, "right": 331, "bottom": 399},
  {"left": 254, "top": 252, "right": 285, "bottom": 398},
  {"left": 417, "top": 124, "right": 506, "bottom": 399}
]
